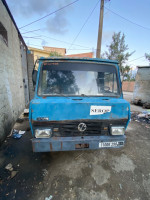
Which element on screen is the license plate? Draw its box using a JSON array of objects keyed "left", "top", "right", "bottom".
[{"left": 99, "top": 141, "right": 124, "bottom": 148}]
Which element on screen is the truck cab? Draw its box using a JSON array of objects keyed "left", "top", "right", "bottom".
[{"left": 29, "top": 57, "right": 130, "bottom": 152}]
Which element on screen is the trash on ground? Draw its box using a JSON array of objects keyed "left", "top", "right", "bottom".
[
  {"left": 45, "top": 195, "right": 53, "bottom": 200},
  {"left": 142, "top": 110, "right": 150, "bottom": 116},
  {"left": 131, "top": 111, "right": 150, "bottom": 125},
  {"left": 13, "top": 133, "right": 22, "bottom": 139},
  {"left": 12, "top": 129, "right": 19, "bottom": 134},
  {"left": 24, "top": 109, "right": 29, "bottom": 116},
  {"left": 12, "top": 129, "right": 24, "bottom": 138},
  {"left": 5, "top": 163, "right": 13, "bottom": 171},
  {"left": 24, "top": 109, "right": 29, "bottom": 114},
  {"left": 11, "top": 171, "right": 18, "bottom": 179},
  {"left": 18, "top": 130, "right": 25, "bottom": 135},
  {"left": 137, "top": 113, "right": 146, "bottom": 118}
]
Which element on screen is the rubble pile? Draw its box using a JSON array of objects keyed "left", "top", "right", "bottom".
[{"left": 131, "top": 110, "right": 150, "bottom": 124}]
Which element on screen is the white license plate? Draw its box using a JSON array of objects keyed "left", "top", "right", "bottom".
[{"left": 99, "top": 141, "right": 124, "bottom": 148}]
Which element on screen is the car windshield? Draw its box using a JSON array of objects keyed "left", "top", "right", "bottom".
[{"left": 38, "top": 61, "right": 120, "bottom": 97}]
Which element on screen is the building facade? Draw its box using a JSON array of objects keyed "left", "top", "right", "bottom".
[
  {"left": 0, "top": 0, "right": 29, "bottom": 143},
  {"left": 28, "top": 46, "right": 66, "bottom": 63}
]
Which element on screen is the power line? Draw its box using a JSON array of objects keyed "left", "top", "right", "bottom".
[
  {"left": 23, "top": 36, "right": 43, "bottom": 40},
  {"left": 22, "top": 30, "right": 92, "bottom": 48},
  {"left": 21, "top": 29, "right": 41, "bottom": 34},
  {"left": 37, "top": 35, "right": 91, "bottom": 49},
  {"left": 27, "top": 43, "right": 92, "bottom": 51},
  {"left": 67, "top": 0, "right": 100, "bottom": 53},
  {"left": 128, "top": 56, "right": 145, "bottom": 63},
  {"left": 19, "top": 0, "right": 80, "bottom": 29},
  {"left": 105, "top": 7, "right": 150, "bottom": 31}
]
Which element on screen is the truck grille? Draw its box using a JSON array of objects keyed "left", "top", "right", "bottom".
[
  {"left": 33, "top": 119, "right": 127, "bottom": 137},
  {"left": 59, "top": 121, "right": 106, "bottom": 136}
]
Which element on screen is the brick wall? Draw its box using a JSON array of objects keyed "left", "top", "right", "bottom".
[
  {"left": 122, "top": 81, "right": 135, "bottom": 92},
  {"left": 0, "top": 0, "right": 27, "bottom": 143},
  {"left": 66, "top": 52, "right": 93, "bottom": 58}
]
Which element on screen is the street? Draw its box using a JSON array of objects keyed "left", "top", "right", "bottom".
[{"left": 0, "top": 93, "right": 150, "bottom": 200}]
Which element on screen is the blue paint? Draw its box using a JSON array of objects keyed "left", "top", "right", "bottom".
[
  {"left": 29, "top": 57, "right": 130, "bottom": 152},
  {"left": 31, "top": 97, "right": 129, "bottom": 121},
  {"left": 32, "top": 135, "right": 126, "bottom": 152}
]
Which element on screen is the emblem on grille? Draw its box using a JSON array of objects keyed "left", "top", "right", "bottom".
[{"left": 78, "top": 123, "right": 87, "bottom": 132}]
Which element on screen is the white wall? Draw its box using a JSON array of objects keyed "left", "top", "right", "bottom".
[{"left": 133, "top": 67, "right": 150, "bottom": 104}]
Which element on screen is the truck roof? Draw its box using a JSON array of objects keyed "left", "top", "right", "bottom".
[{"left": 38, "top": 57, "right": 119, "bottom": 64}]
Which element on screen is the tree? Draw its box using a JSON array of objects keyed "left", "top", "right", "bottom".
[
  {"left": 49, "top": 51, "right": 62, "bottom": 57},
  {"left": 145, "top": 53, "right": 150, "bottom": 64},
  {"left": 104, "top": 32, "right": 134, "bottom": 80},
  {"left": 122, "top": 65, "right": 130, "bottom": 80}
]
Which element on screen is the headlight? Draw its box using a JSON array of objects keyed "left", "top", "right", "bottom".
[
  {"left": 35, "top": 129, "right": 52, "bottom": 138},
  {"left": 111, "top": 126, "right": 125, "bottom": 135}
]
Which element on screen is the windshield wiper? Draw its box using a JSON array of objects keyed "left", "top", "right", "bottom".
[{"left": 80, "top": 94, "right": 89, "bottom": 97}]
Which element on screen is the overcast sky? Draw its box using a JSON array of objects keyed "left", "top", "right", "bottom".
[{"left": 6, "top": 0, "right": 150, "bottom": 68}]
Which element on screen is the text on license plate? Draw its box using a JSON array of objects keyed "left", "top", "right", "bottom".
[{"left": 99, "top": 141, "right": 124, "bottom": 148}]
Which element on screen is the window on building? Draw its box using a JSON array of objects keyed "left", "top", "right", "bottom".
[{"left": 0, "top": 22, "right": 8, "bottom": 46}]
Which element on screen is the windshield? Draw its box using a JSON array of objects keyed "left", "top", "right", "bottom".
[{"left": 38, "top": 61, "right": 120, "bottom": 97}]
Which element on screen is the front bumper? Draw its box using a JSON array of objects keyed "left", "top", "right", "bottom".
[{"left": 32, "top": 135, "right": 126, "bottom": 152}]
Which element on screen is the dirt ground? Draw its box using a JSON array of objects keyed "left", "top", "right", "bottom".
[{"left": 0, "top": 92, "right": 150, "bottom": 200}]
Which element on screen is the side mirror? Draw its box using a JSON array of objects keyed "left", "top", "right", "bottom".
[{"left": 32, "top": 69, "right": 37, "bottom": 90}]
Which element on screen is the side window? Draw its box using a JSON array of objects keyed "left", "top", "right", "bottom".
[{"left": 0, "top": 22, "right": 8, "bottom": 46}]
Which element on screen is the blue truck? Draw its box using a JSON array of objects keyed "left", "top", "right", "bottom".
[{"left": 29, "top": 57, "right": 130, "bottom": 152}]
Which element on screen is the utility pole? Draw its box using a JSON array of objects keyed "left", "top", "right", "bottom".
[{"left": 96, "top": 0, "right": 104, "bottom": 58}]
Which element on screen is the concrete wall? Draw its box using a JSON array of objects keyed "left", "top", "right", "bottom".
[
  {"left": 0, "top": 0, "right": 27, "bottom": 143},
  {"left": 133, "top": 67, "right": 150, "bottom": 104},
  {"left": 27, "top": 53, "right": 35, "bottom": 100},
  {"left": 20, "top": 43, "right": 29, "bottom": 105}
]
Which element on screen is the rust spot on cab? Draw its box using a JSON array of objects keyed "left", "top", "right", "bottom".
[
  {"left": 75, "top": 143, "right": 89, "bottom": 149},
  {"left": 53, "top": 137, "right": 60, "bottom": 140},
  {"left": 50, "top": 143, "right": 53, "bottom": 151}
]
